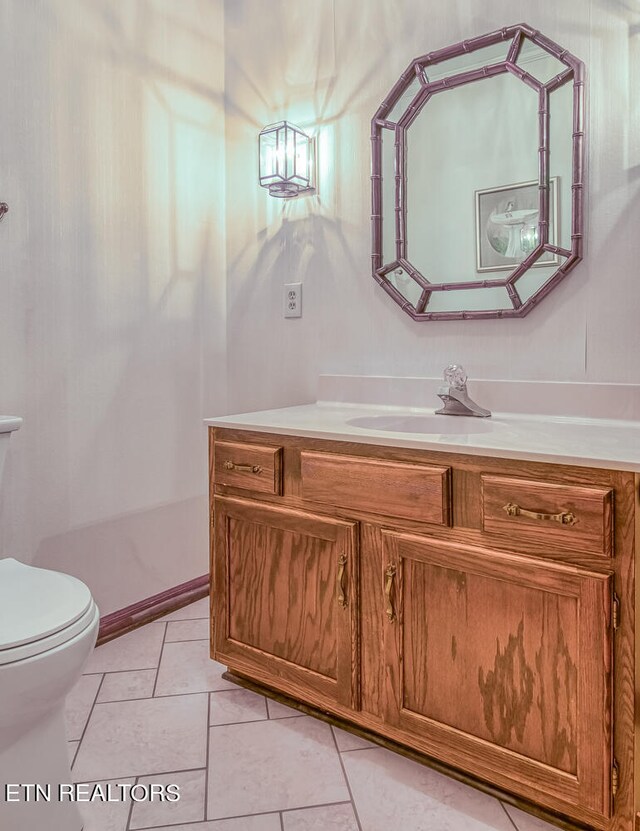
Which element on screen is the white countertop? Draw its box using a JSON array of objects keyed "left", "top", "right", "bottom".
[{"left": 205, "top": 402, "right": 640, "bottom": 472}]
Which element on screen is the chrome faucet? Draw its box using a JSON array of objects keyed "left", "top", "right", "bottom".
[{"left": 435, "top": 365, "right": 491, "bottom": 418}]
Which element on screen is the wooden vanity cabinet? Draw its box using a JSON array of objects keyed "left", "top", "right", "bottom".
[
  {"left": 209, "top": 427, "right": 638, "bottom": 831},
  {"left": 212, "top": 496, "right": 359, "bottom": 710},
  {"left": 382, "top": 531, "right": 613, "bottom": 823}
]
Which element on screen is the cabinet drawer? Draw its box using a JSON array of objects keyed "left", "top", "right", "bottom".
[
  {"left": 214, "top": 441, "right": 283, "bottom": 495},
  {"left": 300, "top": 451, "right": 450, "bottom": 525},
  {"left": 481, "top": 475, "right": 613, "bottom": 557}
]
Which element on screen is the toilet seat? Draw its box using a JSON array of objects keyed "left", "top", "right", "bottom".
[{"left": 0, "top": 558, "right": 97, "bottom": 666}]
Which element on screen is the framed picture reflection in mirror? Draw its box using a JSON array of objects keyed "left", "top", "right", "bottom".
[{"left": 475, "top": 178, "right": 559, "bottom": 273}]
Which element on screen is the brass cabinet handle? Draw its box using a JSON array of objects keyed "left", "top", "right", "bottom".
[
  {"left": 337, "top": 553, "right": 348, "bottom": 608},
  {"left": 223, "top": 460, "right": 263, "bottom": 474},
  {"left": 502, "top": 502, "right": 577, "bottom": 526},
  {"left": 384, "top": 564, "right": 397, "bottom": 622}
]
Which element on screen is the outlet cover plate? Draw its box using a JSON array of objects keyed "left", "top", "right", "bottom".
[{"left": 284, "top": 282, "right": 302, "bottom": 318}]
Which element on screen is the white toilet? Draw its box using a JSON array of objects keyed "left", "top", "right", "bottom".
[{"left": 0, "top": 417, "right": 99, "bottom": 831}]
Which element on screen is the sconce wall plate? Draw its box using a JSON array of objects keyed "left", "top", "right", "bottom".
[{"left": 259, "top": 120, "right": 315, "bottom": 198}]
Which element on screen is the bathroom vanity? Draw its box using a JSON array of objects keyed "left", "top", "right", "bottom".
[{"left": 207, "top": 398, "right": 640, "bottom": 831}]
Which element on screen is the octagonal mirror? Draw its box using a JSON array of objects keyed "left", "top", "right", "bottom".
[{"left": 371, "top": 24, "right": 585, "bottom": 320}]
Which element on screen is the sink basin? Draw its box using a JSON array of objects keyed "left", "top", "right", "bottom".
[
  {"left": 347, "top": 414, "right": 500, "bottom": 434},
  {"left": 489, "top": 209, "right": 539, "bottom": 258},
  {"left": 491, "top": 209, "right": 538, "bottom": 226}
]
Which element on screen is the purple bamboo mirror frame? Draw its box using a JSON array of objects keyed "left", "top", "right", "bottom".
[{"left": 370, "top": 23, "right": 585, "bottom": 321}]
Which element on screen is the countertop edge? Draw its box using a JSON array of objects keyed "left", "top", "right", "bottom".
[{"left": 204, "top": 415, "right": 640, "bottom": 474}]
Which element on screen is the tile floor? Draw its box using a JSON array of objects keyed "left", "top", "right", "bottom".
[{"left": 65, "top": 597, "right": 558, "bottom": 831}]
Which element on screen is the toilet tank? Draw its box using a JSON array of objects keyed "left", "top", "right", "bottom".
[{"left": 0, "top": 417, "right": 22, "bottom": 491}]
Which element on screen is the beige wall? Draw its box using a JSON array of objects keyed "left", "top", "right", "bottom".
[
  {"left": 1, "top": 0, "right": 638, "bottom": 615},
  {"left": 0, "top": 0, "right": 226, "bottom": 614},
  {"left": 224, "top": 0, "right": 640, "bottom": 414}
]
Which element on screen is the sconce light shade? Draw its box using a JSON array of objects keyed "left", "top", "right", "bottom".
[{"left": 259, "top": 121, "right": 315, "bottom": 198}]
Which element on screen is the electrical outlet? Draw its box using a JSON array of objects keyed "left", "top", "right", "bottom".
[{"left": 284, "top": 282, "right": 302, "bottom": 318}]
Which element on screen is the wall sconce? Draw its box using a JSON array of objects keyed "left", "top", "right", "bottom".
[{"left": 258, "top": 121, "right": 315, "bottom": 198}]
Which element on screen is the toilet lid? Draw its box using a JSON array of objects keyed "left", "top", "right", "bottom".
[{"left": 0, "top": 558, "right": 93, "bottom": 650}]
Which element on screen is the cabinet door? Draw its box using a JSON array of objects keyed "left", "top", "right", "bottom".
[
  {"left": 213, "top": 496, "right": 359, "bottom": 709},
  {"left": 382, "top": 530, "right": 613, "bottom": 823}
]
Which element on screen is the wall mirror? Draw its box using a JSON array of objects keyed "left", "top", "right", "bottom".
[{"left": 371, "top": 24, "right": 585, "bottom": 320}]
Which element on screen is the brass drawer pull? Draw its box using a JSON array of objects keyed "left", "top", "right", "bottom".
[
  {"left": 503, "top": 502, "right": 577, "bottom": 526},
  {"left": 337, "top": 553, "right": 348, "bottom": 608},
  {"left": 223, "top": 461, "right": 263, "bottom": 474},
  {"left": 385, "top": 564, "right": 397, "bottom": 622}
]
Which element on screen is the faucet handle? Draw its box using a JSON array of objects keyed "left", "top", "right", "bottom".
[{"left": 443, "top": 364, "right": 467, "bottom": 390}]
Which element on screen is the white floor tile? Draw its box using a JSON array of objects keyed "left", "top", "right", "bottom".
[
  {"left": 147, "top": 817, "right": 281, "bottom": 831},
  {"left": 84, "top": 622, "right": 166, "bottom": 673},
  {"left": 73, "top": 694, "right": 208, "bottom": 782},
  {"left": 342, "top": 747, "right": 515, "bottom": 831},
  {"left": 207, "top": 716, "right": 349, "bottom": 819},
  {"left": 332, "top": 725, "right": 376, "bottom": 752},
  {"left": 130, "top": 769, "right": 206, "bottom": 829},
  {"left": 161, "top": 597, "right": 210, "bottom": 620},
  {"left": 97, "top": 669, "right": 157, "bottom": 702},
  {"left": 64, "top": 673, "right": 103, "bottom": 741},
  {"left": 267, "top": 698, "right": 303, "bottom": 719},
  {"left": 155, "top": 641, "right": 236, "bottom": 695},
  {"left": 166, "top": 618, "right": 210, "bottom": 642},
  {"left": 97, "top": 669, "right": 156, "bottom": 703},
  {"left": 63, "top": 602, "right": 564, "bottom": 831},
  {"left": 503, "top": 804, "right": 560, "bottom": 830},
  {"left": 68, "top": 740, "right": 80, "bottom": 765},
  {"left": 209, "top": 688, "right": 269, "bottom": 725},
  {"left": 282, "top": 802, "right": 359, "bottom": 830},
  {"left": 77, "top": 778, "right": 135, "bottom": 831}
]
